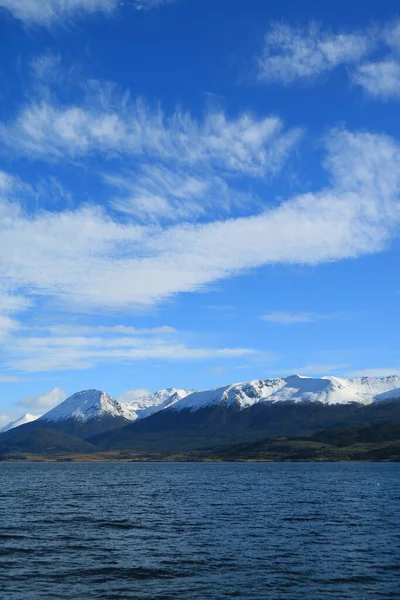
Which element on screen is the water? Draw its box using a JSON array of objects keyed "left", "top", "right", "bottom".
[{"left": 0, "top": 463, "right": 399, "bottom": 600}]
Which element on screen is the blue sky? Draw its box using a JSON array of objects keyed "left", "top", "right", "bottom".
[{"left": 0, "top": 0, "right": 400, "bottom": 422}]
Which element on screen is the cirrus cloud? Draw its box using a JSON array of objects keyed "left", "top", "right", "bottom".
[
  {"left": 0, "top": 0, "right": 180, "bottom": 26},
  {"left": 0, "top": 129, "right": 399, "bottom": 312},
  {"left": 257, "top": 22, "right": 374, "bottom": 84},
  {"left": 353, "top": 59, "right": 400, "bottom": 99},
  {"left": 257, "top": 19, "right": 400, "bottom": 102}
]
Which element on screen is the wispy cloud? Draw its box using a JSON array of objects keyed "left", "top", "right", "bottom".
[
  {"left": 257, "top": 22, "right": 374, "bottom": 84},
  {"left": 262, "top": 311, "right": 352, "bottom": 324},
  {"left": 262, "top": 312, "right": 321, "bottom": 324},
  {"left": 0, "top": 0, "right": 117, "bottom": 25},
  {"left": 354, "top": 60, "right": 400, "bottom": 99},
  {"left": 257, "top": 19, "right": 400, "bottom": 101},
  {"left": 1, "top": 320, "right": 255, "bottom": 373},
  {"left": 348, "top": 368, "right": 400, "bottom": 378},
  {"left": 0, "top": 0, "right": 179, "bottom": 26},
  {"left": 47, "top": 324, "right": 177, "bottom": 336},
  {"left": 0, "top": 128, "right": 399, "bottom": 313},
  {"left": 105, "top": 166, "right": 256, "bottom": 223},
  {"left": 0, "top": 316, "right": 20, "bottom": 342},
  {"left": 10, "top": 341, "right": 255, "bottom": 373},
  {"left": 134, "top": 0, "right": 178, "bottom": 10},
  {"left": 0, "top": 64, "right": 301, "bottom": 225},
  {"left": 19, "top": 387, "right": 66, "bottom": 409},
  {"left": 0, "top": 97, "right": 300, "bottom": 178}
]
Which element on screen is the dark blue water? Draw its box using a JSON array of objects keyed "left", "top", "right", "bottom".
[{"left": 0, "top": 463, "right": 399, "bottom": 599}]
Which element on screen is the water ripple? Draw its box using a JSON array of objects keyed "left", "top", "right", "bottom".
[{"left": 0, "top": 462, "right": 399, "bottom": 599}]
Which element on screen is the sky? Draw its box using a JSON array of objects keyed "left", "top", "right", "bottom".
[{"left": 0, "top": 0, "right": 400, "bottom": 424}]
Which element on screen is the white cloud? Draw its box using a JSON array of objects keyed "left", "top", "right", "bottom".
[
  {"left": 0, "top": 295, "right": 30, "bottom": 314},
  {"left": 0, "top": 316, "right": 20, "bottom": 331},
  {"left": 0, "top": 316, "right": 20, "bottom": 341},
  {"left": 262, "top": 311, "right": 352, "bottom": 324},
  {"left": 134, "top": 0, "right": 177, "bottom": 9},
  {"left": 258, "top": 22, "right": 373, "bottom": 84},
  {"left": 0, "top": 375, "right": 23, "bottom": 382},
  {"left": 10, "top": 341, "right": 255, "bottom": 373},
  {"left": 383, "top": 20, "right": 400, "bottom": 52},
  {"left": 256, "top": 19, "right": 400, "bottom": 101},
  {"left": 354, "top": 60, "right": 400, "bottom": 99},
  {"left": 47, "top": 324, "right": 177, "bottom": 336},
  {"left": 0, "top": 129, "right": 399, "bottom": 313},
  {"left": 0, "top": 0, "right": 117, "bottom": 25},
  {"left": 19, "top": 387, "right": 66, "bottom": 409},
  {"left": 0, "top": 171, "right": 16, "bottom": 193},
  {"left": 348, "top": 368, "right": 400, "bottom": 378},
  {"left": 0, "top": 98, "right": 300, "bottom": 179},
  {"left": 1, "top": 320, "right": 255, "bottom": 373},
  {"left": 0, "top": 69, "right": 300, "bottom": 225},
  {"left": 262, "top": 312, "right": 318, "bottom": 324},
  {"left": 0, "top": 0, "right": 178, "bottom": 25},
  {"left": 105, "top": 166, "right": 253, "bottom": 223}
]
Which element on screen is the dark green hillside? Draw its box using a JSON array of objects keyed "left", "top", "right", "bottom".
[
  {"left": 0, "top": 413, "right": 133, "bottom": 444},
  {"left": 310, "top": 422, "right": 400, "bottom": 447},
  {"left": 190, "top": 421, "right": 400, "bottom": 462},
  {"left": 0, "top": 428, "right": 98, "bottom": 456},
  {"left": 90, "top": 400, "right": 400, "bottom": 453}
]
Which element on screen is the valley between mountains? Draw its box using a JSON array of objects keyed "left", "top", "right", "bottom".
[{"left": 1, "top": 375, "right": 400, "bottom": 461}]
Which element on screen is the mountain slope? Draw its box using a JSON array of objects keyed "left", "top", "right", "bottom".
[
  {"left": 0, "top": 413, "right": 40, "bottom": 433},
  {"left": 90, "top": 398, "right": 400, "bottom": 453},
  {"left": 310, "top": 421, "right": 400, "bottom": 447},
  {"left": 0, "top": 428, "right": 97, "bottom": 456},
  {"left": 190, "top": 422, "right": 400, "bottom": 462}
]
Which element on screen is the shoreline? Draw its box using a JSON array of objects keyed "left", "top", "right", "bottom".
[{"left": 1, "top": 454, "right": 399, "bottom": 463}]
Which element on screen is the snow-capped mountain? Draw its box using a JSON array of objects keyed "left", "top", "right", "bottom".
[
  {"left": 0, "top": 388, "right": 195, "bottom": 442},
  {"left": 121, "top": 388, "right": 195, "bottom": 420},
  {"left": 0, "top": 413, "right": 40, "bottom": 433},
  {"left": 39, "top": 389, "right": 136, "bottom": 423},
  {"left": 91, "top": 375, "right": 400, "bottom": 453},
  {"left": 29, "top": 389, "right": 139, "bottom": 437},
  {"left": 169, "top": 375, "right": 400, "bottom": 412},
  {"left": 2, "top": 376, "right": 400, "bottom": 449}
]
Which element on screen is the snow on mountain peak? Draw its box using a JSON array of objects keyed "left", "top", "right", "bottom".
[
  {"left": 10, "top": 375, "right": 400, "bottom": 428},
  {"left": 36, "top": 387, "right": 195, "bottom": 424},
  {"left": 40, "top": 389, "right": 130, "bottom": 423},
  {"left": 121, "top": 388, "right": 195, "bottom": 420},
  {"left": 169, "top": 375, "right": 400, "bottom": 412},
  {"left": 0, "top": 413, "right": 41, "bottom": 433}
]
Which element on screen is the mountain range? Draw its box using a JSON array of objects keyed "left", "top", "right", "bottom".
[{"left": 1, "top": 375, "right": 400, "bottom": 456}]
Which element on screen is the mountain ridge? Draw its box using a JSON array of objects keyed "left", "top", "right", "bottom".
[
  {"left": 1, "top": 375, "right": 400, "bottom": 450},
  {"left": 167, "top": 375, "right": 400, "bottom": 411}
]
